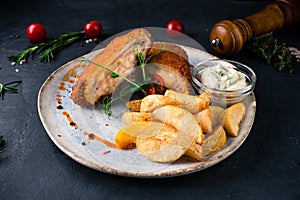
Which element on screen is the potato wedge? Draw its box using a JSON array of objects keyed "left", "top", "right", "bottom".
[
  {"left": 209, "top": 106, "right": 225, "bottom": 127},
  {"left": 152, "top": 105, "right": 203, "bottom": 144},
  {"left": 115, "top": 121, "right": 176, "bottom": 149},
  {"left": 119, "top": 121, "right": 176, "bottom": 138},
  {"left": 136, "top": 131, "right": 194, "bottom": 163},
  {"left": 140, "top": 94, "right": 179, "bottom": 113},
  {"left": 224, "top": 102, "right": 246, "bottom": 137},
  {"left": 184, "top": 142, "right": 203, "bottom": 161},
  {"left": 194, "top": 108, "right": 212, "bottom": 133},
  {"left": 125, "top": 99, "right": 142, "bottom": 112},
  {"left": 164, "top": 90, "right": 210, "bottom": 113},
  {"left": 115, "top": 130, "right": 136, "bottom": 149},
  {"left": 122, "top": 112, "right": 153, "bottom": 125},
  {"left": 202, "top": 125, "right": 226, "bottom": 156}
]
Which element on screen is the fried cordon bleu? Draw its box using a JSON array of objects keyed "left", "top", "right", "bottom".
[
  {"left": 147, "top": 42, "right": 192, "bottom": 83},
  {"left": 71, "top": 28, "right": 153, "bottom": 106}
]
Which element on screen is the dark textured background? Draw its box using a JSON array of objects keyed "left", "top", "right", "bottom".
[{"left": 1, "top": 0, "right": 300, "bottom": 199}]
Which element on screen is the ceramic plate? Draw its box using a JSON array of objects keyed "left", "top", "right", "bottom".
[{"left": 38, "top": 44, "right": 256, "bottom": 177}]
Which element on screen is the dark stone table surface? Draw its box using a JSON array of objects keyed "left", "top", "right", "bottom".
[{"left": 0, "top": 0, "right": 299, "bottom": 199}]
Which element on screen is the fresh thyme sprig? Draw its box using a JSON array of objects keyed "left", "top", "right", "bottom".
[
  {"left": 0, "top": 135, "right": 5, "bottom": 153},
  {"left": 247, "top": 32, "right": 295, "bottom": 73},
  {"left": 9, "top": 31, "right": 87, "bottom": 63},
  {"left": 0, "top": 80, "right": 22, "bottom": 100}
]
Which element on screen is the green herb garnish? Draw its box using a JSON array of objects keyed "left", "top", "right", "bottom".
[
  {"left": 99, "top": 96, "right": 113, "bottom": 118},
  {"left": 81, "top": 58, "right": 144, "bottom": 91},
  {"left": 82, "top": 47, "right": 163, "bottom": 117},
  {"left": 248, "top": 32, "right": 295, "bottom": 73},
  {"left": 9, "top": 32, "right": 87, "bottom": 63},
  {"left": 0, "top": 80, "right": 22, "bottom": 100},
  {"left": 137, "top": 46, "right": 163, "bottom": 81}
]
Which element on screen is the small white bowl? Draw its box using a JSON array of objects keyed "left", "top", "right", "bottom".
[{"left": 192, "top": 59, "right": 256, "bottom": 107}]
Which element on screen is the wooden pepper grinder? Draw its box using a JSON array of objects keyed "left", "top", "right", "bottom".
[{"left": 210, "top": 0, "right": 300, "bottom": 56}]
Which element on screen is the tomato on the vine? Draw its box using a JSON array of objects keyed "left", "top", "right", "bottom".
[
  {"left": 26, "top": 23, "right": 47, "bottom": 42},
  {"left": 84, "top": 20, "right": 102, "bottom": 38},
  {"left": 166, "top": 20, "right": 185, "bottom": 37}
]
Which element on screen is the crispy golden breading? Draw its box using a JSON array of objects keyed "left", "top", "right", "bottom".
[
  {"left": 223, "top": 102, "right": 246, "bottom": 137},
  {"left": 71, "top": 29, "right": 153, "bottom": 106},
  {"left": 145, "top": 43, "right": 192, "bottom": 94},
  {"left": 147, "top": 42, "right": 192, "bottom": 83}
]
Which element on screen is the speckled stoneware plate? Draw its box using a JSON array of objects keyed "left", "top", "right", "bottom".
[{"left": 38, "top": 44, "right": 256, "bottom": 177}]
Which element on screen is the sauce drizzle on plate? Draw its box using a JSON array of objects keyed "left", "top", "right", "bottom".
[{"left": 84, "top": 132, "right": 116, "bottom": 148}]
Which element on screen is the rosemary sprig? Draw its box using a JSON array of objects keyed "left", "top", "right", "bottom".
[
  {"left": 247, "top": 32, "right": 295, "bottom": 73},
  {"left": 0, "top": 80, "right": 22, "bottom": 100},
  {"left": 9, "top": 31, "right": 87, "bottom": 63},
  {"left": 0, "top": 135, "right": 5, "bottom": 153}
]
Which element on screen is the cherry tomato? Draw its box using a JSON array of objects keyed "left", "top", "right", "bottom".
[
  {"left": 26, "top": 23, "right": 47, "bottom": 42},
  {"left": 152, "top": 74, "right": 165, "bottom": 93},
  {"left": 146, "top": 85, "right": 156, "bottom": 95},
  {"left": 166, "top": 20, "right": 185, "bottom": 37},
  {"left": 84, "top": 20, "right": 102, "bottom": 38}
]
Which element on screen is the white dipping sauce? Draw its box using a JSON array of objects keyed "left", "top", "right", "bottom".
[{"left": 200, "top": 64, "right": 247, "bottom": 91}]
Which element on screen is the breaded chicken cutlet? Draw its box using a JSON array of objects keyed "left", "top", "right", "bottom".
[
  {"left": 71, "top": 28, "right": 153, "bottom": 106},
  {"left": 144, "top": 42, "right": 192, "bottom": 94},
  {"left": 147, "top": 42, "right": 192, "bottom": 83},
  {"left": 71, "top": 29, "right": 193, "bottom": 107}
]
